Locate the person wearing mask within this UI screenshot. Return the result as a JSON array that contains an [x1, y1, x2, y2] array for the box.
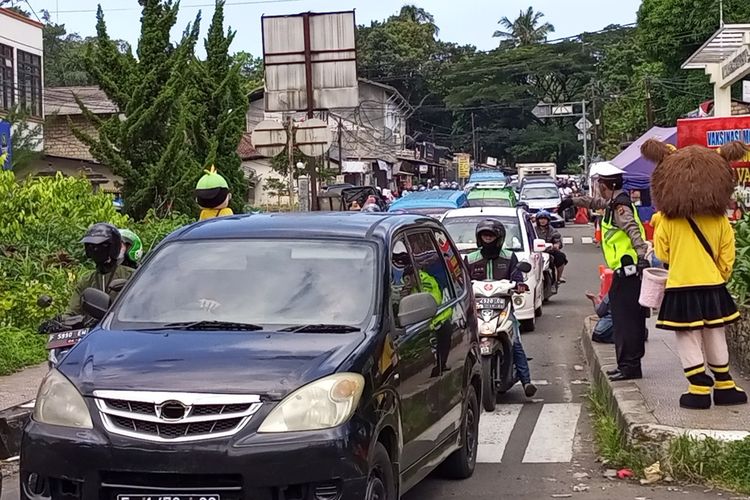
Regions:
[[585, 292, 614, 344], [560, 163, 648, 381], [465, 220, 537, 398], [119, 228, 144, 270], [535, 210, 567, 284], [67, 223, 134, 317], [642, 140, 748, 410]]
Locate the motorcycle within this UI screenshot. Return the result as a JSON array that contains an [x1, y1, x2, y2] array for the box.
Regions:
[[539, 241, 559, 302], [474, 261, 532, 412], [37, 279, 127, 368]]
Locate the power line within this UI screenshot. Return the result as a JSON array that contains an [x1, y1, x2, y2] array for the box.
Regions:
[[40, 0, 304, 15]]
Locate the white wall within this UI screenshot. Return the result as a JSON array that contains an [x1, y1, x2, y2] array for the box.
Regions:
[[242, 158, 293, 207]]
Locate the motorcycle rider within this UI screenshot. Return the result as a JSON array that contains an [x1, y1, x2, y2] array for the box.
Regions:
[[535, 210, 567, 284], [67, 223, 134, 316], [119, 228, 143, 270], [465, 219, 537, 398]]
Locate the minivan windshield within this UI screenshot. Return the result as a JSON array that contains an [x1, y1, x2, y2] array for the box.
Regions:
[[111, 240, 377, 331], [521, 186, 559, 200], [442, 216, 524, 252]]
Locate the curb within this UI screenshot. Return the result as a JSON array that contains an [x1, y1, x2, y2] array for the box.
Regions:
[[580, 317, 749, 455]]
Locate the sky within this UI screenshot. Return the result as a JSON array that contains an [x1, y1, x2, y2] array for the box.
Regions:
[[26, 0, 643, 56]]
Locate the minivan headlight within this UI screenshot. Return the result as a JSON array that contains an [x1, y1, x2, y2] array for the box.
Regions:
[[33, 370, 93, 429], [258, 373, 365, 433]]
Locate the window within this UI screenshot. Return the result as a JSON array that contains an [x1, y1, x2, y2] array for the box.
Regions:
[[391, 237, 418, 319], [521, 186, 560, 201], [433, 229, 466, 296], [442, 216, 525, 252], [17, 50, 41, 117], [524, 214, 537, 249], [0, 44, 13, 111], [406, 232, 455, 304]]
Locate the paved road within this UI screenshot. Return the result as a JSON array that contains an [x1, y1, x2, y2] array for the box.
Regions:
[[403, 225, 731, 500], [1, 226, 738, 499]]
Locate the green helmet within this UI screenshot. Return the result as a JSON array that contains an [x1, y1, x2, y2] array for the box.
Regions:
[[119, 228, 143, 263], [195, 165, 230, 208]]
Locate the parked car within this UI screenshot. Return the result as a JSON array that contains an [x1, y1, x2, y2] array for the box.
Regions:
[[466, 183, 518, 208], [518, 181, 565, 228], [389, 190, 468, 218], [468, 171, 505, 184], [318, 185, 386, 211], [22, 213, 481, 500], [441, 207, 546, 332]]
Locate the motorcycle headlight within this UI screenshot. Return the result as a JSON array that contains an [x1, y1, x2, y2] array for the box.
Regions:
[[480, 323, 495, 336], [33, 370, 93, 429], [513, 295, 525, 307], [258, 373, 365, 433]]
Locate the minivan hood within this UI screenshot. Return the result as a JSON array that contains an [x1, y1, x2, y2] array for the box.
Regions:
[[525, 199, 559, 210], [59, 329, 366, 400]]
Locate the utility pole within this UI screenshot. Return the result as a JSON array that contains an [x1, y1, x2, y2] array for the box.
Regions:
[[644, 78, 655, 128], [582, 100, 589, 175], [471, 112, 478, 165], [287, 116, 295, 210], [337, 116, 344, 179]]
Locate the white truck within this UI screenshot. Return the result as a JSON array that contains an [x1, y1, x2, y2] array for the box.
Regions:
[[517, 163, 557, 183]]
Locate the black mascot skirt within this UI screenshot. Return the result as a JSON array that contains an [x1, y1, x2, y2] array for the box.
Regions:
[[657, 285, 740, 331]]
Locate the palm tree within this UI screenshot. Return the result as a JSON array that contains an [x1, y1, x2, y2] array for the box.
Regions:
[[398, 5, 439, 36], [493, 7, 555, 46]]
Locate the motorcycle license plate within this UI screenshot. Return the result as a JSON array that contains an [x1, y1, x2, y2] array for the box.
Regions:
[[117, 495, 221, 500], [46, 329, 88, 350], [480, 344, 492, 355], [476, 297, 505, 309]]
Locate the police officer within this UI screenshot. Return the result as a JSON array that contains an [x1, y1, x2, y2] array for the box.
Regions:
[[560, 163, 648, 381], [67, 223, 134, 316]]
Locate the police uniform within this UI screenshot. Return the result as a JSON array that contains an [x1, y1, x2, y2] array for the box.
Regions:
[[570, 165, 648, 379]]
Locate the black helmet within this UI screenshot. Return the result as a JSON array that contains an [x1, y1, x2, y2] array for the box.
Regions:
[[476, 219, 506, 248], [81, 223, 122, 270]]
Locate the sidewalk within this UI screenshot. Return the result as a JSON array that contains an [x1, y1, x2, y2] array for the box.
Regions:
[[582, 316, 750, 450], [0, 363, 46, 411]]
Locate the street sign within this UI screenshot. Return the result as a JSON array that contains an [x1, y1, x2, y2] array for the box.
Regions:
[[486, 156, 498, 166], [251, 120, 287, 157], [575, 117, 593, 132], [457, 153, 471, 178], [262, 11, 358, 113], [296, 118, 332, 157], [577, 133, 592, 141]]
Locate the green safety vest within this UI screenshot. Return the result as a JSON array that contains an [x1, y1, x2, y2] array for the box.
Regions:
[[419, 270, 452, 328], [601, 202, 645, 270]]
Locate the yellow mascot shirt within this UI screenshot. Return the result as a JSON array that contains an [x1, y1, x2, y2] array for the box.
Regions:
[[199, 207, 234, 220]]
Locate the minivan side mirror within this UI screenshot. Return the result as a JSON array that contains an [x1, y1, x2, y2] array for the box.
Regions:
[[82, 288, 111, 321], [108, 279, 128, 293], [398, 292, 439, 327], [516, 261, 532, 274], [533, 238, 547, 253]]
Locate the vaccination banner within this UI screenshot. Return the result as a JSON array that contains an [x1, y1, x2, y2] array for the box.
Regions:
[[0, 120, 11, 170]]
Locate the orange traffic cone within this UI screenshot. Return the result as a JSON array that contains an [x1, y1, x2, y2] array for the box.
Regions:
[[575, 207, 589, 225], [594, 218, 602, 243]]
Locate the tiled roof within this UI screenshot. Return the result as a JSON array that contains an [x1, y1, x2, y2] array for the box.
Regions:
[[237, 132, 263, 160]]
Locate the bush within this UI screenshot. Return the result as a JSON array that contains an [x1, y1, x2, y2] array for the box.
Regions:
[[0, 171, 192, 374], [730, 214, 750, 305]]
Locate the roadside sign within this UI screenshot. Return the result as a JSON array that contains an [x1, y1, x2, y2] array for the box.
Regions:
[[251, 120, 287, 157], [575, 117, 592, 132], [296, 118, 332, 157], [457, 153, 471, 178]]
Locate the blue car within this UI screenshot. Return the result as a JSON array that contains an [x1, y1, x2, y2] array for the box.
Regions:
[[468, 171, 505, 184], [389, 190, 469, 217]]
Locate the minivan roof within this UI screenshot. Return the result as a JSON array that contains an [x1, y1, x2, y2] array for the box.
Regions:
[[164, 212, 437, 243]]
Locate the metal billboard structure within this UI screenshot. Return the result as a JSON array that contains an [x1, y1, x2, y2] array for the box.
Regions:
[[261, 11, 358, 113]]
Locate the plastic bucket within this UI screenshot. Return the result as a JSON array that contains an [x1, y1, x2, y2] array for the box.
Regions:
[[639, 267, 669, 309], [599, 265, 614, 300]]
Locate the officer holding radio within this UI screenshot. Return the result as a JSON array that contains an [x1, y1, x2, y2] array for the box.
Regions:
[[560, 163, 649, 381]]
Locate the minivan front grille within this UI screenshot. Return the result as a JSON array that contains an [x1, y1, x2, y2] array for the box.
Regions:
[[93, 390, 262, 443]]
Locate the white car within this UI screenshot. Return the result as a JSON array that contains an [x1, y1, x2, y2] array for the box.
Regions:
[[440, 207, 546, 332]]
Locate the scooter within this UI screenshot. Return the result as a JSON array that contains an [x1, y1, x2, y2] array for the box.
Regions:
[[540, 242, 559, 302], [474, 261, 532, 412]]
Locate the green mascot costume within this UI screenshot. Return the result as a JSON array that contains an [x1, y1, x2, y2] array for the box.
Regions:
[[195, 166, 234, 220]]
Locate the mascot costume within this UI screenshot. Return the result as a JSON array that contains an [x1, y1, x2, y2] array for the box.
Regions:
[[642, 139, 749, 410], [195, 166, 234, 220]]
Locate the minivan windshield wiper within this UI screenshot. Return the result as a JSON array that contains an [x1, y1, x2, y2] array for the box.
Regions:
[[134, 320, 265, 332], [277, 324, 361, 333]]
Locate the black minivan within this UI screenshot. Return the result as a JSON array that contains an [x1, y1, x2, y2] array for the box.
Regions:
[[22, 213, 481, 500]]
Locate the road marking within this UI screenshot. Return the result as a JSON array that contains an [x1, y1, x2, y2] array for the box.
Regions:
[[562, 237, 573, 245], [477, 404, 523, 463], [531, 379, 549, 386], [581, 236, 593, 244], [522, 403, 582, 463]]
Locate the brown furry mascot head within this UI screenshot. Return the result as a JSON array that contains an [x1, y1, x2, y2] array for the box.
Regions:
[[641, 140, 749, 219]]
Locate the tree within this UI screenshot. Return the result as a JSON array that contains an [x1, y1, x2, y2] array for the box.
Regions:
[[234, 51, 263, 91], [263, 177, 288, 207], [493, 7, 555, 46], [398, 5, 439, 35], [2, 106, 43, 171]]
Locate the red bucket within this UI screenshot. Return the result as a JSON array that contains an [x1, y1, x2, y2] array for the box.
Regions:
[[599, 265, 613, 300]]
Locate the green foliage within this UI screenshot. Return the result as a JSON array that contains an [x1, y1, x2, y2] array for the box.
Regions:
[[1, 106, 43, 170], [76, 0, 248, 219], [0, 171, 190, 374], [493, 7, 555, 46], [263, 177, 289, 207], [729, 215, 750, 305]]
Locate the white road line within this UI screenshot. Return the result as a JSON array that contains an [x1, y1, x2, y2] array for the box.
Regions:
[[477, 404, 523, 463], [522, 403, 582, 463], [581, 236, 593, 244], [562, 237, 573, 245], [531, 379, 549, 386]]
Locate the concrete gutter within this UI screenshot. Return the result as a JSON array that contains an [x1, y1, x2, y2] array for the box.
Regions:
[[581, 316, 750, 454]]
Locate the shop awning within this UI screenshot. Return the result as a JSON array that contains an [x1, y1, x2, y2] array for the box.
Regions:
[[682, 24, 750, 69], [611, 126, 677, 190]]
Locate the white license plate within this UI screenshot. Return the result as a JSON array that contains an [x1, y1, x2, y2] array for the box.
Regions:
[[117, 495, 221, 500], [480, 344, 491, 355]]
